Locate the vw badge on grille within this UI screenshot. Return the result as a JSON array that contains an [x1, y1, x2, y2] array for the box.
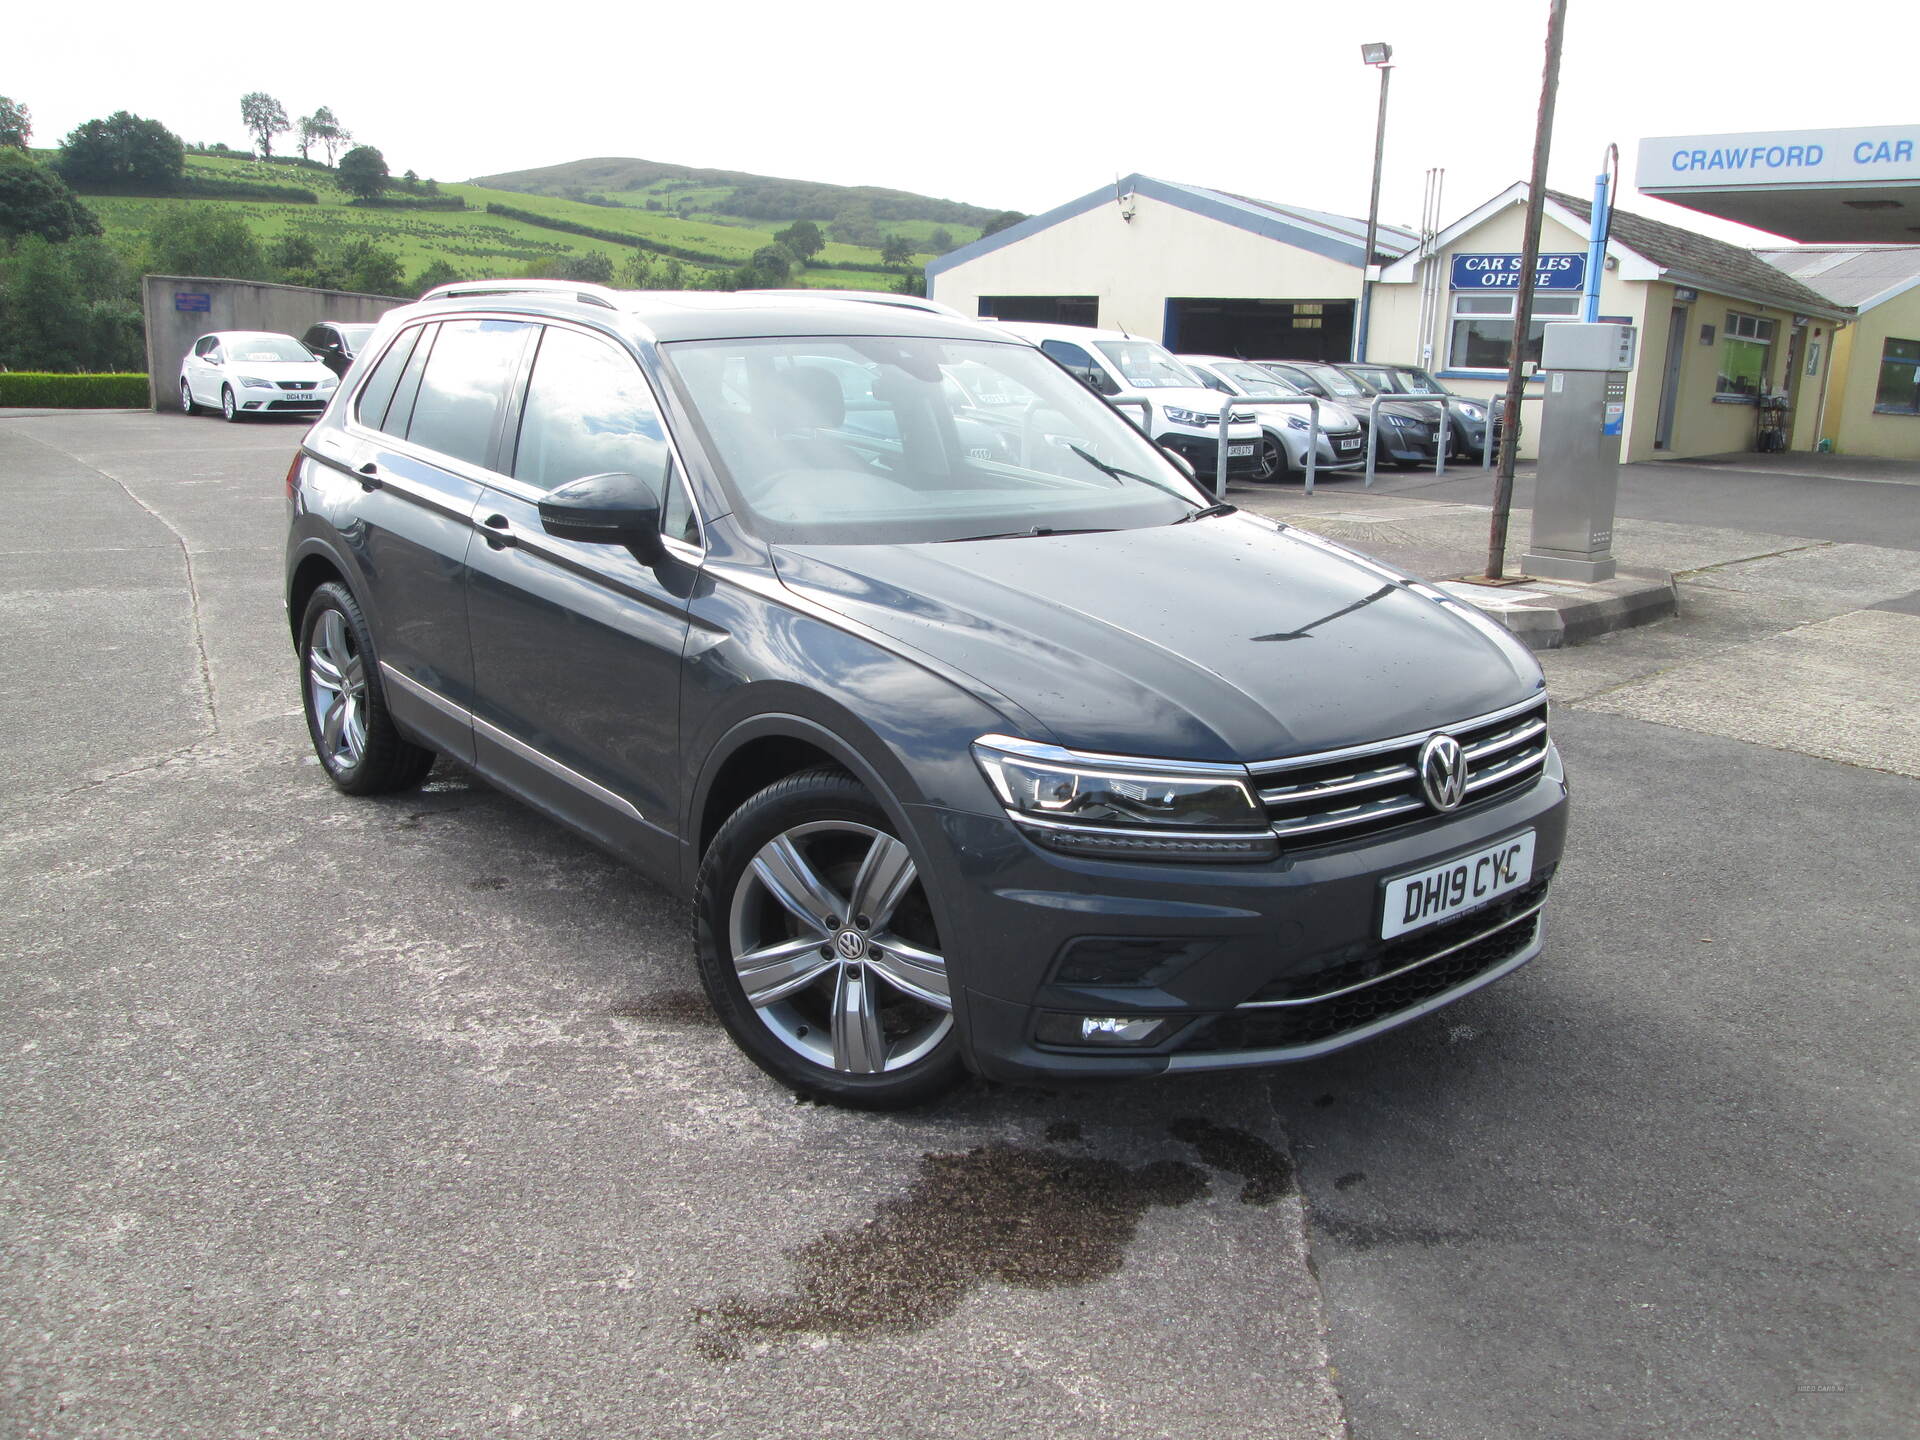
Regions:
[[1419, 733, 1467, 812]]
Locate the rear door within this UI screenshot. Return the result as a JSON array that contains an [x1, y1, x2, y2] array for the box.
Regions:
[[324, 316, 536, 759], [464, 321, 698, 874]]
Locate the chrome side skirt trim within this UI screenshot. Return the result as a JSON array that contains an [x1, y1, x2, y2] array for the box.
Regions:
[[471, 712, 645, 824], [380, 661, 470, 723], [1236, 900, 1546, 1009], [377, 662, 645, 824]]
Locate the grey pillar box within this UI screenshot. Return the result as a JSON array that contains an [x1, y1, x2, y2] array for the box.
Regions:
[[1523, 323, 1636, 583]]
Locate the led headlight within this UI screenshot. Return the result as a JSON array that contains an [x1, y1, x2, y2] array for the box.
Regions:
[[237, 374, 274, 389], [973, 735, 1277, 863], [1162, 407, 1219, 428], [1285, 414, 1308, 430]]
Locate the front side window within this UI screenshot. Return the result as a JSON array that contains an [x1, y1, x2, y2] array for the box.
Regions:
[[194, 337, 218, 358], [663, 335, 1204, 546], [1093, 341, 1200, 389], [1874, 338, 1920, 415], [405, 319, 532, 468], [1448, 293, 1581, 371], [1716, 312, 1775, 400], [1038, 338, 1114, 394]]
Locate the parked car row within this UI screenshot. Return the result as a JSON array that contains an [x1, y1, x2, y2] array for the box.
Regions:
[[177, 322, 377, 422]]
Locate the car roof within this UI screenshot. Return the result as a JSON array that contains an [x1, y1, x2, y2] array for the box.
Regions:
[[208, 330, 301, 342], [404, 282, 1012, 346]]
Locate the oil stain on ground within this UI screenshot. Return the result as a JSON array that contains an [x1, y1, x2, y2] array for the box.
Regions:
[[693, 1144, 1207, 1360], [1168, 1116, 1295, 1205], [610, 989, 718, 1026]]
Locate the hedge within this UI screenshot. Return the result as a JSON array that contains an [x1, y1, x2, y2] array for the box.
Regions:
[[483, 202, 732, 265], [0, 373, 151, 407], [70, 176, 319, 203], [349, 195, 467, 211]]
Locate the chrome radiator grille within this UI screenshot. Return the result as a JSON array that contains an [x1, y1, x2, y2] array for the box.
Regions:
[[1251, 696, 1550, 846]]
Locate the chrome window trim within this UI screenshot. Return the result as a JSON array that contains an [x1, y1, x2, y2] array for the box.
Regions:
[[1248, 693, 1547, 776], [1236, 899, 1547, 1009], [339, 310, 709, 558]]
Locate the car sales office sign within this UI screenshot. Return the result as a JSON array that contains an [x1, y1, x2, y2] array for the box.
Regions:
[[1451, 253, 1587, 291]]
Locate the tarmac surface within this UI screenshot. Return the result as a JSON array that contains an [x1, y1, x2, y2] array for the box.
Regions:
[[4, 410, 1915, 1439]]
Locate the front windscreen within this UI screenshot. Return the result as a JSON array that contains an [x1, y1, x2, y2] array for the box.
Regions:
[[339, 325, 375, 350], [1386, 367, 1447, 395], [1301, 364, 1369, 397], [229, 335, 315, 363], [663, 336, 1208, 545], [1219, 362, 1296, 395], [1093, 340, 1202, 389]]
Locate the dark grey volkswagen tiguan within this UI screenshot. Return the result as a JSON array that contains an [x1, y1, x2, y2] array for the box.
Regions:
[[284, 281, 1568, 1107]]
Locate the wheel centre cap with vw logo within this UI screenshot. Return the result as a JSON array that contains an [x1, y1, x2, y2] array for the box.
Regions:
[[834, 929, 868, 960], [1419, 733, 1467, 811]]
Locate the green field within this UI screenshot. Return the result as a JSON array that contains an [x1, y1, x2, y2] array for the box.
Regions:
[[76, 152, 974, 292]]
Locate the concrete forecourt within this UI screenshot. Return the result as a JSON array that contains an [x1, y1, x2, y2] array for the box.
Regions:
[[3, 409, 1914, 1438]]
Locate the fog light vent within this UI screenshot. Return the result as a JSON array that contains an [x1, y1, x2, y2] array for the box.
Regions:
[[1053, 936, 1212, 987]]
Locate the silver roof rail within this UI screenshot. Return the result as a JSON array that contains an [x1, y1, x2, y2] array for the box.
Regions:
[[734, 288, 965, 318], [419, 278, 621, 310]]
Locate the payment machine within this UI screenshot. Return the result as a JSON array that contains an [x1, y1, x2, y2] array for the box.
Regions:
[[1523, 322, 1637, 582]]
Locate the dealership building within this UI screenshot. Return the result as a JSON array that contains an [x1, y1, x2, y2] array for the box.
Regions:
[[928, 125, 1920, 461]]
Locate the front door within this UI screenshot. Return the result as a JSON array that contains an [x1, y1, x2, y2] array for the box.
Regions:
[[1655, 305, 1687, 451], [465, 322, 697, 878]]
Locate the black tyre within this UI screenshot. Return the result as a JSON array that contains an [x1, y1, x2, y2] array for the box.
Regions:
[[220, 386, 242, 423], [1250, 436, 1292, 484], [695, 767, 963, 1109], [298, 581, 434, 796]]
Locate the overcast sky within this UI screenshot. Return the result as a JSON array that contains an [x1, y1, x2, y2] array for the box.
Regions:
[[13, 0, 1907, 246]]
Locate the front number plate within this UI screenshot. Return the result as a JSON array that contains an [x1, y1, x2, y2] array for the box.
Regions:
[[1381, 831, 1535, 939], [1227, 443, 1256, 457]]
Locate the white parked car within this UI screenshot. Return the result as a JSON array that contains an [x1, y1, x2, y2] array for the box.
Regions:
[[179, 331, 339, 422], [1179, 355, 1369, 481], [994, 322, 1264, 484]]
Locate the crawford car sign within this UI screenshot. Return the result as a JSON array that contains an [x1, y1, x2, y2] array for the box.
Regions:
[[1451, 253, 1586, 291], [1640, 126, 1920, 189]]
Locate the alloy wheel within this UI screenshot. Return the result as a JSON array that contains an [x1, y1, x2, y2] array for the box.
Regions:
[[727, 820, 951, 1075], [179, 379, 194, 414], [221, 388, 236, 421], [306, 609, 368, 771]]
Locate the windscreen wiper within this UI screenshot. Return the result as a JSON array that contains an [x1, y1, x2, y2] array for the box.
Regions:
[[1172, 502, 1237, 524], [940, 526, 1115, 542], [1064, 443, 1186, 498]]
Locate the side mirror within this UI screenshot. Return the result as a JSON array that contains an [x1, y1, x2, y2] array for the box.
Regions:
[[538, 469, 666, 563]]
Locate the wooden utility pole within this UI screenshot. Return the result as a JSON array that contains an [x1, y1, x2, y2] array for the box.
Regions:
[[1486, 0, 1569, 580]]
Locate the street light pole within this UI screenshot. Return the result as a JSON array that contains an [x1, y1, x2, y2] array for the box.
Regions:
[[1354, 43, 1393, 363]]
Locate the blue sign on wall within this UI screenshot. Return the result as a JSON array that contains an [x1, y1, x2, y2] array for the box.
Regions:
[[174, 292, 212, 312], [1450, 253, 1586, 291]]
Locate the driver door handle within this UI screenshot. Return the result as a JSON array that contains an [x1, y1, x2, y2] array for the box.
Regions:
[[356, 462, 381, 491], [481, 513, 516, 549]]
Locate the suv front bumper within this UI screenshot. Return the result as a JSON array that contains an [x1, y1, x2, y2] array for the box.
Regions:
[[911, 745, 1569, 1083]]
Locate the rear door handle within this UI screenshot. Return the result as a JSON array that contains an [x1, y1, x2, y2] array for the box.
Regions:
[[481, 513, 516, 549], [356, 462, 381, 491]]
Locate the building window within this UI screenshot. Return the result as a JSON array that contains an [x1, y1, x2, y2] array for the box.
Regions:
[[1446, 292, 1580, 371], [978, 296, 1099, 327], [1873, 338, 1920, 415], [1716, 311, 1775, 400]]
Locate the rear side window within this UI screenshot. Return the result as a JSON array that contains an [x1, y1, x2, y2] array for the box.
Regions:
[[354, 325, 424, 432], [405, 319, 533, 469]]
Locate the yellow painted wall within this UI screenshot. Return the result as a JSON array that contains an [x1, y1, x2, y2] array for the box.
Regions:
[[930, 192, 1362, 340], [1820, 285, 1920, 458]]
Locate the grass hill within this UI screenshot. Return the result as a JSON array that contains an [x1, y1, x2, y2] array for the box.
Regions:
[[473, 156, 1003, 241], [72, 151, 999, 293]]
